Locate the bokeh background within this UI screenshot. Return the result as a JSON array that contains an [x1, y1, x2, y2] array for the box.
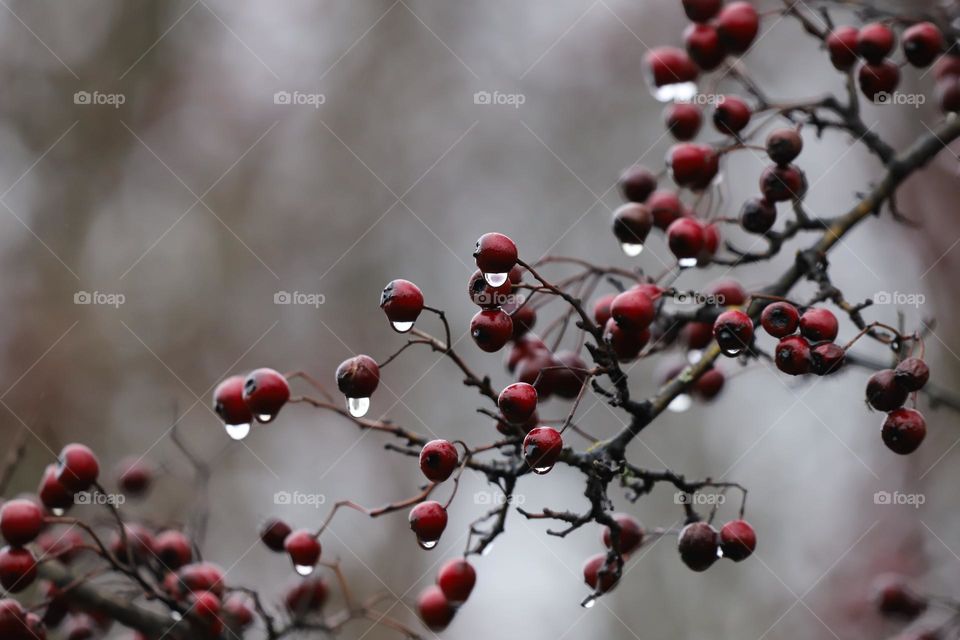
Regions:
[[0, 0, 958, 638]]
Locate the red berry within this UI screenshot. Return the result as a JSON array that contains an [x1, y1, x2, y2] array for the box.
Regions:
[[553, 350, 589, 399], [694, 367, 725, 399], [766, 128, 803, 165], [895, 357, 929, 392], [154, 530, 193, 570], [24, 612, 44, 640], [682, 321, 713, 350], [335, 355, 380, 399], [409, 501, 448, 547], [515, 350, 560, 398], [811, 343, 846, 376], [775, 335, 812, 375], [611, 203, 653, 250], [417, 585, 454, 631], [760, 301, 799, 337], [827, 26, 860, 70], [664, 103, 702, 141], [873, 574, 928, 618], [111, 524, 155, 564], [618, 165, 657, 203], [0, 546, 37, 592], [667, 217, 705, 262], [242, 368, 290, 422], [857, 23, 895, 64], [190, 590, 223, 635], [419, 440, 459, 482], [684, 23, 726, 71], [882, 409, 926, 455], [604, 318, 649, 362], [740, 197, 777, 234], [668, 143, 718, 189], [506, 333, 548, 373], [760, 164, 806, 202], [716, 2, 759, 54], [522, 426, 563, 474], [902, 22, 944, 67], [866, 369, 909, 411], [380, 279, 424, 330], [937, 76, 960, 113], [260, 518, 292, 553], [713, 310, 753, 356], [0, 599, 28, 638], [223, 595, 255, 629], [38, 464, 73, 513], [498, 383, 538, 425], [713, 96, 751, 135], [117, 458, 153, 497], [858, 61, 900, 101], [719, 519, 756, 561], [682, 0, 722, 22], [284, 578, 328, 616], [593, 293, 616, 327], [177, 562, 226, 597], [706, 279, 747, 306], [0, 499, 43, 547], [677, 522, 719, 572], [437, 558, 476, 603], [611, 289, 655, 330], [470, 308, 513, 352], [799, 307, 839, 342], [697, 222, 720, 265], [284, 530, 321, 569], [644, 46, 699, 88], [213, 375, 254, 426], [601, 513, 644, 554], [468, 269, 511, 308], [582, 553, 619, 593], [934, 53, 960, 81], [648, 190, 684, 230], [56, 443, 99, 493], [473, 232, 518, 276]]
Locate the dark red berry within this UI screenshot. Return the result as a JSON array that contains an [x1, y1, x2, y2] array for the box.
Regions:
[[683, 321, 713, 350], [934, 53, 960, 81], [335, 355, 380, 399], [498, 382, 538, 425], [213, 375, 254, 426], [224, 595, 255, 629], [260, 518, 292, 553], [858, 61, 900, 101], [515, 350, 560, 398], [857, 23, 895, 64], [604, 318, 649, 362], [937, 76, 960, 113], [611, 289, 655, 330], [775, 335, 812, 375], [284, 530, 321, 568], [601, 513, 644, 554], [468, 269, 512, 308], [882, 409, 926, 455], [57, 444, 99, 493], [697, 222, 721, 265], [760, 301, 799, 337], [894, 357, 929, 392], [811, 343, 846, 376], [191, 591, 223, 635], [766, 128, 803, 165], [713, 310, 753, 356], [667, 217, 705, 262], [645, 47, 699, 88], [664, 103, 702, 141], [760, 164, 806, 202], [419, 440, 459, 482], [437, 558, 476, 604], [593, 293, 616, 326], [611, 203, 653, 249], [685, 23, 726, 71], [583, 553, 619, 593], [117, 458, 153, 497], [618, 165, 657, 203], [716, 2, 759, 54], [706, 279, 747, 306], [154, 530, 193, 570], [470, 308, 513, 352], [553, 350, 589, 399], [873, 574, 928, 618], [827, 26, 860, 70], [0, 500, 43, 547], [719, 520, 756, 561], [417, 585, 454, 631], [799, 307, 839, 342], [713, 96, 751, 135], [243, 368, 290, 422], [0, 599, 28, 638], [648, 190, 684, 230], [111, 524, 155, 564], [380, 279, 424, 329], [866, 369, 909, 411], [678, 522, 719, 572], [902, 22, 944, 67], [177, 562, 226, 597], [682, 0, 722, 22], [284, 578, 328, 616], [409, 501, 448, 546], [694, 367, 725, 399], [473, 233, 518, 275], [0, 546, 37, 592], [740, 197, 777, 233], [668, 143, 718, 188], [522, 426, 563, 474]]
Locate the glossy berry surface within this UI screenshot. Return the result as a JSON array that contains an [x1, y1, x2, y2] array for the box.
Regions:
[[681, 0, 722, 22], [601, 513, 644, 555], [667, 217, 705, 260], [811, 343, 845, 376], [827, 26, 860, 70], [417, 585, 454, 631], [611, 289, 655, 330], [857, 23, 895, 64], [902, 22, 944, 67], [522, 426, 563, 473], [242, 368, 290, 421], [57, 443, 100, 493], [335, 355, 380, 398], [799, 307, 839, 342], [618, 165, 657, 202], [894, 357, 929, 392], [0, 547, 37, 593], [677, 522, 719, 572], [498, 382, 538, 425], [409, 501, 448, 545], [380, 279, 424, 325], [713, 96, 751, 135], [775, 335, 812, 375], [760, 301, 799, 338], [713, 310, 753, 356], [259, 518, 292, 553], [583, 553, 619, 593], [645, 47, 698, 87], [881, 409, 926, 455], [694, 367, 725, 399], [0, 500, 43, 547], [866, 369, 909, 411], [766, 128, 803, 165], [611, 203, 653, 247], [470, 308, 513, 352], [760, 164, 806, 202], [720, 520, 756, 561], [213, 375, 254, 426], [684, 23, 726, 71], [859, 61, 900, 101], [473, 232, 518, 275], [664, 103, 702, 141], [437, 558, 476, 603], [716, 2, 760, 54], [740, 197, 777, 234], [419, 440, 459, 482], [284, 530, 321, 567], [154, 530, 193, 570], [38, 464, 73, 513], [648, 190, 684, 230]]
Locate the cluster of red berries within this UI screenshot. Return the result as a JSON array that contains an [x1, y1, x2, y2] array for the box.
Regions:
[[257, 518, 334, 620], [866, 357, 930, 455], [582, 513, 645, 594], [416, 558, 477, 631], [677, 518, 756, 572], [213, 367, 291, 437], [407, 439, 460, 549]]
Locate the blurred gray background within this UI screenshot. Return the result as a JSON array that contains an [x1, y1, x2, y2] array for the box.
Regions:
[[0, 0, 958, 638]]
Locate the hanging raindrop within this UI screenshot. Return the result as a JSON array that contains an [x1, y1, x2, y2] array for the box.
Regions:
[[482, 272, 509, 287], [225, 423, 251, 441], [295, 564, 315, 576], [391, 321, 414, 333], [621, 243, 644, 257], [668, 394, 692, 413], [418, 539, 438, 550], [582, 596, 597, 609], [533, 465, 554, 475], [256, 413, 275, 424], [347, 397, 370, 418], [678, 257, 698, 268]]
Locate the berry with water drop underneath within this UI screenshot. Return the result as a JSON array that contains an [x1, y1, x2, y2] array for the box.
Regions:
[[419, 440, 459, 483], [523, 426, 563, 474], [243, 368, 290, 423], [409, 502, 448, 549]]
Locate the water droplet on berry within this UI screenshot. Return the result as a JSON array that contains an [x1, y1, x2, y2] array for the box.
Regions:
[[51, 508, 65, 517], [347, 396, 370, 418], [295, 564, 315, 576], [668, 393, 692, 413], [678, 257, 698, 268], [652, 82, 697, 103], [483, 272, 509, 287], [582, 596, 597, 609], [225, 423, 251, 441], [256, 413, 275, 424], [418, 538, 438, 550], [533, 465, 554, 475], [621, 243, 644, 257], [391, 320, 414, 333], [720, 347, 744, 357]]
